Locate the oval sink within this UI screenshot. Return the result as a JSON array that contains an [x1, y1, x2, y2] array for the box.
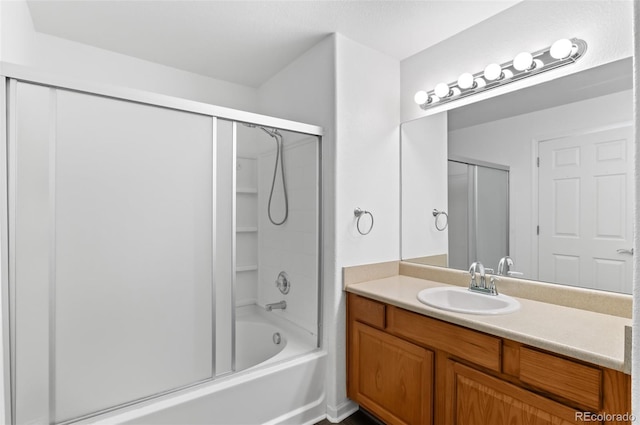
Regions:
[[417, 286, 520, 315]]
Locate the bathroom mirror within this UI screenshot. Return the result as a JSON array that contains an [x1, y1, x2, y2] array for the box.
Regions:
[[400, 57, 634, 294]]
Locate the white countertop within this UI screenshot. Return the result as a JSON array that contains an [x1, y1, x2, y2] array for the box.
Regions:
[[346, 275, 631, 373]]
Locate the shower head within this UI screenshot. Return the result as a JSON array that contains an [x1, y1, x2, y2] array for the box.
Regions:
[[259, 126, 280, 138], [242, 122, 280, 139]]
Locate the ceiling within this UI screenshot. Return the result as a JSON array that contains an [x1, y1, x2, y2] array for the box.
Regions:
[[26, 0, 520, 87]]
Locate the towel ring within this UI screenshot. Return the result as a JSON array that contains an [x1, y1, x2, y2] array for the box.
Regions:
[[432, 209, 448, 231], [354, 207, 374, 235]]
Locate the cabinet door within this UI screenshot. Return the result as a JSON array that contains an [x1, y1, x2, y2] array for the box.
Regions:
[[445, 361, 593, 425], [350, 321, 433, 425]]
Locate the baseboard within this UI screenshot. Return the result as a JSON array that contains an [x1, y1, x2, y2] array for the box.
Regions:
[[325, 399, 358, 423]]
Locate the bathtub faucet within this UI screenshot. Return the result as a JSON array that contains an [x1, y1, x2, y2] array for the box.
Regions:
[[265, 300, 287, 311]]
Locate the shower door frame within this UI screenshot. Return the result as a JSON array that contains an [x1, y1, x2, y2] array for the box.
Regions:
[[448, 155, 510, 268], [0, 63, 324, 425]]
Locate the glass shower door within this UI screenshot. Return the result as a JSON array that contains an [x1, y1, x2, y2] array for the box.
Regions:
[[11, 82, 215, 424]]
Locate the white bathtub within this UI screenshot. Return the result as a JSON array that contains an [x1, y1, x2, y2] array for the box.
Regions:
[[235, 317, 287, 372], [90, 306, 325, 425]]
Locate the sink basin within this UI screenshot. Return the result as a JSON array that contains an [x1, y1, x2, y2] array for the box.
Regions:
[[417, 286, 520, 315]]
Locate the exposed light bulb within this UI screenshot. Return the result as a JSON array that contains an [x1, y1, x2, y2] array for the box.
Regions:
[[414, 90, 430, 105], [457, 73, 475, 90], [434, 83, 451, 98], [513, 52, 534, 71], [484, 63, 502, 81], [414, 38, 587, 111], [550, 38, 574, 59]]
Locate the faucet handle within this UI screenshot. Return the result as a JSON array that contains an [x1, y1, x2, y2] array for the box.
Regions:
[[485, 268, 495, 275], [507, 271, 523, 277]]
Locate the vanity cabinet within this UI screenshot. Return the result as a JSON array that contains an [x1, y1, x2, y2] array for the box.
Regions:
[[350, 321, 433, 425], [445, 360, 584, 424], [347, 293, 631, 425]]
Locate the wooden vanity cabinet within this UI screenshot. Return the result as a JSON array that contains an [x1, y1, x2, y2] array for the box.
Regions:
[[445, 360, 585, 424], [350, 321, 433, 425], [346, 293, 631, 425], [347, 294, 433, 424]]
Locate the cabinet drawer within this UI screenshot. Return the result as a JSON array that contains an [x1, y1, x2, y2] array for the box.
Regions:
[[386, 306, 501, 372], [349, 293, 386, 329], [518, 347, 602, 410]]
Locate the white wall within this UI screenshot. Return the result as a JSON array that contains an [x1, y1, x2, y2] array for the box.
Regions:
[[258, 33, 400, 421], [401, 1, 634, 122], [448, 89, 633, 279], [333, 34, 400, 419], [334, 34, 400, 268], [0, 0, 258, 111], [401, 113, 448, 260]]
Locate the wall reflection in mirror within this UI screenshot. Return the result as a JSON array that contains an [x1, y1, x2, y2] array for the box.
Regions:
[[401, 58, 634, 294]]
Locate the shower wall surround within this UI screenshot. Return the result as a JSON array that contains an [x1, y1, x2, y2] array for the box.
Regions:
[[258, 139, 320, 335]]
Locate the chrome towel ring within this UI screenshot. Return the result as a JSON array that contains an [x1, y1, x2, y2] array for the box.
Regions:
[[354, 207, 374, 235], [432, 209, 448, 231]]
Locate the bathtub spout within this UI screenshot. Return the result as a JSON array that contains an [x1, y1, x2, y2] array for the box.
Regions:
[[265, 300, 287, 311]]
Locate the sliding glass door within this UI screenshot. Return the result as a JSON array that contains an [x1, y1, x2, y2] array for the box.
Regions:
[[11, 82, 215, 423]]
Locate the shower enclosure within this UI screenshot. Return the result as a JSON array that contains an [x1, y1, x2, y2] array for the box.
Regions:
[[448, 159, 509, 271], [4, 78, 322, 424]]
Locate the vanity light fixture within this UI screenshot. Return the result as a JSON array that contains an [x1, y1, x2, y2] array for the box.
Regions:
[[434, 82, 452, 98], [483, 63, 504, 81], [414, 37, 587, 110], [457, 72, 475, 90]]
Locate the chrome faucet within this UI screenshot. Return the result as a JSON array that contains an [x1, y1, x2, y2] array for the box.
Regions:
[[469, 261, 486, 289], [497, 256, 523, 277], [497, 256, 513, 276], [469, 261, 498, 296], [265, 300, 287, 311]]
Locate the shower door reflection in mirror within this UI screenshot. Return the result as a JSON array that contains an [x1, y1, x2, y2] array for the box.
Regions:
[[448, 160, 509, 272]]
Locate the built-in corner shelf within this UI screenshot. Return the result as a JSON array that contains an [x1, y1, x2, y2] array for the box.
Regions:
[[236, 265, 258, 272], [236, 227, 258, 233], [236, 187, 258, 194]]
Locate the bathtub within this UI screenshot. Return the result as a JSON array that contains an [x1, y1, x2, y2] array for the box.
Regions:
[[89, 306, 326, 425]]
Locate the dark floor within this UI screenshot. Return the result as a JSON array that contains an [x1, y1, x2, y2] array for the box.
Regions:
[[315, 409, 384, 425]]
